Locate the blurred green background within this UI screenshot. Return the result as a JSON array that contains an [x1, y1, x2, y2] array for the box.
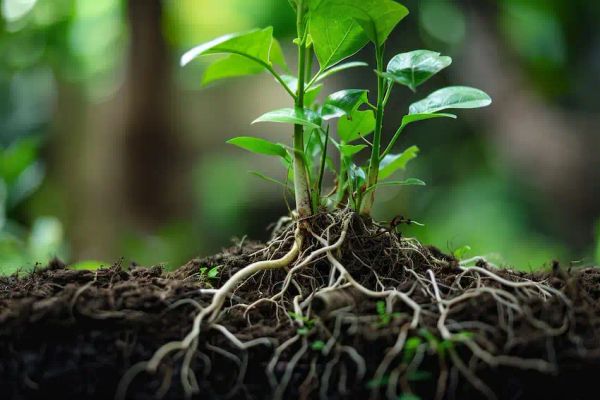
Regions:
[[1, 0, 599, 274]]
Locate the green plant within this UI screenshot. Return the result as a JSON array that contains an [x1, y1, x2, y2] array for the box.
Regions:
[[181, 0, 491, 219], [453, 245, 472, 260], [376, 300, 402, 327], [199, 265, 220, 280], [289, 311, 317, 335]]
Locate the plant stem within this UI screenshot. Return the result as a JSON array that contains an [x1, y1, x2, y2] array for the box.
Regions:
[[335, 147, 347, 206], [293, 0, 313, 219], [361, 45, 386, 215], [313, 126, 329, 210]]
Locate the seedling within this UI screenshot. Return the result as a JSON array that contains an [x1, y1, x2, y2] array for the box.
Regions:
[[199, 265, 220, 281], [289, 311, 317, 335], [453, 245, 472, 260], [376, 300, 402, 327], [311, 339, 325, 351], [181, 0, 491, 219]]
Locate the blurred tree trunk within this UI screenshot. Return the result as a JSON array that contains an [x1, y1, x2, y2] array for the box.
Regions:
[[54, 0, 186, 261], [125, 0, 182, 229]]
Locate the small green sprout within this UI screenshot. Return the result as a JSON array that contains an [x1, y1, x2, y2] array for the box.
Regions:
[[311, 340, 325, 351], [182, 0, 491, 219], [199, 265, 220, 280], [289, 311, 317, 335], [453, 245, 472, 260], [418, 328, 474, 360], [398, 394, 422, 400], [376, 300, 402, 327]]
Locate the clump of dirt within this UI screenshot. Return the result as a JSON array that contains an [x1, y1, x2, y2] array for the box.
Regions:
[[1, 211, 600, 400]]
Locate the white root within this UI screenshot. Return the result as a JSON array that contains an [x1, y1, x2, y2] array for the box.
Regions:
[[118, 210, 578, 400]]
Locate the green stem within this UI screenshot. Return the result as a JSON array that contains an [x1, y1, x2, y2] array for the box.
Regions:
[[335, 142, 347, 206], [305, 43, 314, 85], [316, 126, 329, 205], [293, 0, 312, 218], [361, 45, 386, 215], [380, 124, 404, 159]]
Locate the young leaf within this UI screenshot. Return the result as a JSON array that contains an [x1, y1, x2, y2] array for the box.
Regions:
[[321, 89, 369, 120], [350, 0, 409, 46], [269, 39, 288, 70], [378, 145, 419, 180], [253, 108, 321, 129], [401, 113, 457, 126], [181, 28, 275, 67], [409, 86, 492, 115], [364, 178, 426, 194], [227, 137, 289, 160], [249, 171, 291, 190], [202, 55, 264, 85], [309, 1, 369, 68], [310, 1, 408, 68], [382, 113, 456, 159], [453, 245, 472, 260], [207, 266, 220, 279], [338, 109, 376, 142], [379, 50, 452, 91], [339, 144, 367, 157], [316, 61, 369, 82]]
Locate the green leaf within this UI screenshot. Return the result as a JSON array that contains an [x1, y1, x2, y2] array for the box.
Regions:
[[309, 1, 369, 68], [181, 28, 286, 84], [376, 300, 386, 316], [409, 86, 492, 115], [321, 89, 369, 120], [453, 245, 472, 260], [405, 337, 422, 352], [398, 394, 421, 400], [311, 340, 325, 351], [316, 61, 369, 82], [249, 171, 291, 190], [379, 145, 419, 180], [207, 266, 220, 279], [401, 113, 456, 127], [253, 108, 321, 129], [339, 144, 367, 157], [365, 178, 425, 195], [181, 28, 274, 66], [269, 39, 288, 70], [0, 138, 40, 183], [202, 55, 264, 85], [338, 109, 376, 142], [379, 50, 452, 91], [350, 0, 409, 46], [310, 1, 408, 69], [227, 137, 289, 160]]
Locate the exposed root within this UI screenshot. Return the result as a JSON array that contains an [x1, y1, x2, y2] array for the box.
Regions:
[[116, 209, 593, 399]]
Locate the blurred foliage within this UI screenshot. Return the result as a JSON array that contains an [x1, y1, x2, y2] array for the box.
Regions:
[[0, 138, 66, 274], [0, 0, 598, 273]]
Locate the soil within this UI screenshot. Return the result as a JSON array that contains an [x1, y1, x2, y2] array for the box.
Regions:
[[1, 212, 600, 400]]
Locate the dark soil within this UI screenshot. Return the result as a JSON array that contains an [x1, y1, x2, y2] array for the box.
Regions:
[[1, 213, 600, 400]]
